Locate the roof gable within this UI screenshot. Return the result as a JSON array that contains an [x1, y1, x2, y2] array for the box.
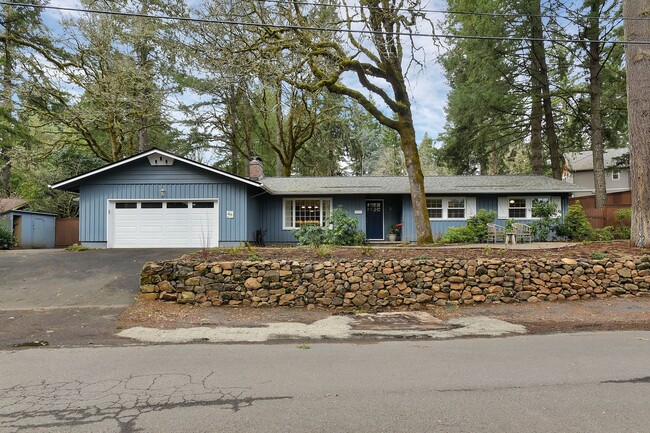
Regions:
[[50, 148, 262, 191]]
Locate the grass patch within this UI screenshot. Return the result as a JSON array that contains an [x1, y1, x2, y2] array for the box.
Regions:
[[591, 252, 609, 260], [64, 243, 93, 252], [297, 344, 311, 349]]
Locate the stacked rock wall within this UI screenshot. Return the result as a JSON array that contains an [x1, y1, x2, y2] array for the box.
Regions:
[[140, 256, 650, 309]]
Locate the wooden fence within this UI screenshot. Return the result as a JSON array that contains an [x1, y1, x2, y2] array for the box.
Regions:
[[569, 191, 631, 229], [55, 217, 79, 247]]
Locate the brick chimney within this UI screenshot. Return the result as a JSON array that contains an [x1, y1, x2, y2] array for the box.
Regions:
[[249, 157, 264, 181]]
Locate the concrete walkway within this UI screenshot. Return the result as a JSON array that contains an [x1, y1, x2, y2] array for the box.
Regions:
[[434, 241, 577, 250]]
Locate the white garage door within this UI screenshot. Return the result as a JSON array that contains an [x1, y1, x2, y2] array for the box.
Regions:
[[108, 200, 219, 248]]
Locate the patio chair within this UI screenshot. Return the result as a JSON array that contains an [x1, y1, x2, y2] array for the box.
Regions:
[[513, 223, 532, 243], [486, 223, 505, 243]]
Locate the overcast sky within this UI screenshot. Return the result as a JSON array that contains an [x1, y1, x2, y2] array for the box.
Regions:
[[43, 0, 451, 144]]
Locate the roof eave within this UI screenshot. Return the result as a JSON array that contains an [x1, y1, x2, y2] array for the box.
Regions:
[[50, 148, 263, 190]]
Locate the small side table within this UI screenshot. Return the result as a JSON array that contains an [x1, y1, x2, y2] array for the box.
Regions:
[[505, 232, 517, 245]]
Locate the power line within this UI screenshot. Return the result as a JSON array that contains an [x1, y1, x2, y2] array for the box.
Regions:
[[1, 1, 646, 45], [263, 0, 630, 23]]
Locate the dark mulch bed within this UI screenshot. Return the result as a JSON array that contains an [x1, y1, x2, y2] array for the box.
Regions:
[[181, 241, 649, 263]]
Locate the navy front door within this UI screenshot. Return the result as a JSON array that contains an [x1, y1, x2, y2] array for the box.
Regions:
[[365, 200, 384, 240]]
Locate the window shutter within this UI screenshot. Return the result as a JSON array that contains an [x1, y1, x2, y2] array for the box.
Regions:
[[465, 197, 476, 218], [497, 197, 509, 219], [551, 196, 562, 217], [283, 199, 293, 229]]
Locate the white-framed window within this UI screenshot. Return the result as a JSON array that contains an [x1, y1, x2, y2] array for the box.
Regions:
[[426, 198, 443, 219], [283, 198, 332, 230], [426, 197, 475, 220], [498, 196, 561, 220], [508, 198, 527, 218], [612, 169, 620, 180]]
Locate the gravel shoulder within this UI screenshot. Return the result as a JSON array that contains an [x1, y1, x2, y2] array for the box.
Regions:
[[117, 296, 650, 335]]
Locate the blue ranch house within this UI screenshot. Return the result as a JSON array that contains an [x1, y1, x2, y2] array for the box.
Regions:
[[51, 149, 588, 248]]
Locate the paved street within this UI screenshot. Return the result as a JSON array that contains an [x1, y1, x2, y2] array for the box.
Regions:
[[1, 332, 649, 433]]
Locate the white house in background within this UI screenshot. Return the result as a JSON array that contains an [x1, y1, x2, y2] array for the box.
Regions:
[[562, 148, 630, 197]]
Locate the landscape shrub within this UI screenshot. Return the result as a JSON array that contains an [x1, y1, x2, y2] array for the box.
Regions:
[[0, 225, 15, 249], [556, 202, 593, 241], [466, 209, 497, 241], [325, 207, 366, 245], [613, 208, 631, 239], [591, 226, 615, 241], [293, 224, 327, 246], [293, 206, 366, 246], [439, 209, 496, 243], [529, 201, 560, 241], [438, 226, 477, 243]]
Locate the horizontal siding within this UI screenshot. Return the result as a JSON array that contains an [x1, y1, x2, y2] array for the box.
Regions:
[[80, 183, 250, 244]]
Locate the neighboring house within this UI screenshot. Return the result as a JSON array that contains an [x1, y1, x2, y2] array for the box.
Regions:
[[1, 199, 56, 249], [51, 148, 588, 248], [563, 148, 630, 197]]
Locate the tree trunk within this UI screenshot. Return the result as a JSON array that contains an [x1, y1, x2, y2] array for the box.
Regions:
[[530, 80, 544, 175], [135, 0, 151, 153], [1, 9, 13, 196], [228, 85, 240, 175], [623, 0, 650, 247], [398, 116, 433, 244], [530, 0, 562, 179], [588, 0, 607, 209]]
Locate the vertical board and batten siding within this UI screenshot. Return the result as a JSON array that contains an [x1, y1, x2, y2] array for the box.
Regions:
[[258, 194, 404, 243], [246, 187, 262, 243], [402, 195, 569, 241], [1, 211, 56, 248], [78, 158, 254, 246]]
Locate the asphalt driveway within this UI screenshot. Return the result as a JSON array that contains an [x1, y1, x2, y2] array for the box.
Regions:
[[0, 249, 193, 310]]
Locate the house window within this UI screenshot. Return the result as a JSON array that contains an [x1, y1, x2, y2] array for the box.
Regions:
[[508, 198, 527, 218], [426, 198, 443, 219], [448, 199, 465, 219], [426, 197, 467, 219], [612, 169, 620, 180], [283, 198, 332, 229]]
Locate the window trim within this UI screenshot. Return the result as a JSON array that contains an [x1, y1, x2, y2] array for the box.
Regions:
[[426, 197, 467, 220], [508, 197, 528, 219], [282, 197, 333, 230], [502, 196, 560, 220]]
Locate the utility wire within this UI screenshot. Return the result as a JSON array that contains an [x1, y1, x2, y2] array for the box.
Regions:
[[263, 0, 631, 23], [1, 1, 646, 45]]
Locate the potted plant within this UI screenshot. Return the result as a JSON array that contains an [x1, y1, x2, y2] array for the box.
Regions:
[[389, 223, 402, 242]]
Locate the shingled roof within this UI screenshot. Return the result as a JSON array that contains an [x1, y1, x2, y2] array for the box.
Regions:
[[261, 175, 589, 195], [565, 148, 629, 172], [0, 198, 28, 214]]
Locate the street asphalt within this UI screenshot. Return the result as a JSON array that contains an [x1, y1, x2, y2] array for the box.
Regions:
[[1, 332, 649, 432]]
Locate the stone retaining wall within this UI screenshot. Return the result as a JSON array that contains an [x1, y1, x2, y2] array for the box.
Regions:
[[140, 256, 650, 309]]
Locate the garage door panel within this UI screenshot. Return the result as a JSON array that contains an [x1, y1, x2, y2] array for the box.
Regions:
[[110, 200, 218, 248]]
